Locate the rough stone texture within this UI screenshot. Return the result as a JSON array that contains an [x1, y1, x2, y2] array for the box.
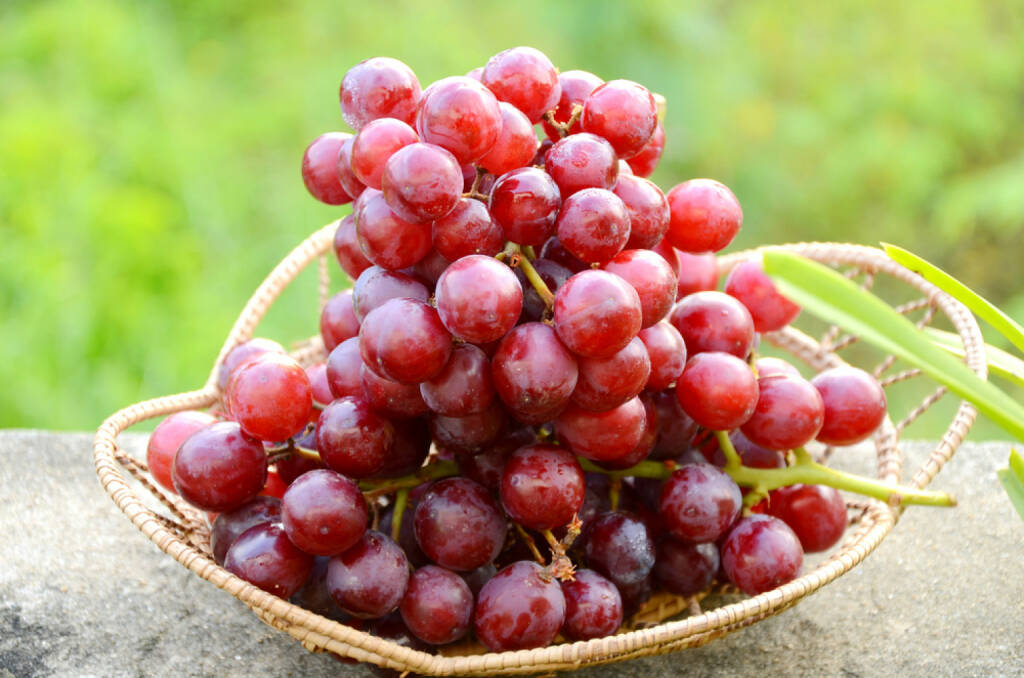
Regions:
[[1, 430, 1022, 678]]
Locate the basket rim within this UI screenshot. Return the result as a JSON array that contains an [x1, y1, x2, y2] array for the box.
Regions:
[[93, 227, 985, 676]]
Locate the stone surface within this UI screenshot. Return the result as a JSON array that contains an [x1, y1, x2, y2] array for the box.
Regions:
[[0, 430, 1022, 678]]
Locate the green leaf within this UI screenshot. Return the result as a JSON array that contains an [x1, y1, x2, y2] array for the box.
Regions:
[[762, 249, 1024, 442], [997, 449, 1024, 522], [883, 243, 1024, 355], [924, 327, 1024, 390]]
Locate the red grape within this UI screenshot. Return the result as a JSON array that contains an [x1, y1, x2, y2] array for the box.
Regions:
[[544, 132, 618, 198], [724, 258, 801, 332], [400, 565, 474, 645], [674, 250, 719, 298], [474, 561, 566, 651], [355, 191, 432, 270], [561, 569, 623, 641], [431, 198, 503, 261], [675, 352, 758, 430], [755, 356, 802, 379], [571, 337, 651, 412], [491, 322, 578, 421], [481, 46, 561, 123], [226, 353, 313, 443], [340, 57, 421, 130], [812, 366, 888, 446], [488, 167, 561, 246], [335, 136, 366, 200], [350, 117, 419, 190], [429, 401, 507, 455], [500, 443, 585, 531], [172, 421, 267, 512], [217, 338, 286, 392], [603, 248, 679, 327], [659, 463, 742, 543], [413, 477, 507, 571], [477, 102, 539, 176], [668, 290, 755, 359], [768, 484, 847, 553], [637, 321, 686, 391], [316, 396, 394, 478], [653, 538, 718, 597], [320, 289, 360, 352], [325, 337, 364, 400], [542, 69, 603, 140], [419, 343, 494, 416], [360, 364, 430, 419], [554, 270, 643, 359], [555, 397, 646, 463], [146, 410, 217, 493], [352, 265, 429, 322], [556, 188, 631, 263], [583, 511, 655, 587], [665, 179, 743, 253], [615, 175, 670, 249], [626, 120, 665, 177], [359, 297, 452, 384], [720, 514, 803, 595], [282, 468, 368, 556], [416, 76, 502, 164], [224, 522, 313, 599], [333, 215, 373, 280], [210, 495, 282, 566], [302, 132, 354, 205], [741, 374, 825, 451], [381, 142, 463, 223], [435, 255, 523, 344], [327, 530, 409, 618], [581, 80, 657, 158]]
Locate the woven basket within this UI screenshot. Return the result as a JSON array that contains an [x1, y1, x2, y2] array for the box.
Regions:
[[94, 222, 986, 676]]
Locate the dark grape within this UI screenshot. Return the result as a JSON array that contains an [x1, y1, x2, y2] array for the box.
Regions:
[[210, 496, 282, 565], [561, 569, 623, 641], [583, 511, 655, 587], [413, 477, 507, 571], [360, 364, 431, 419], [327, 530, 409, 618], [659, 464, 742, 543], [429, 401, 507, 454], [653, 538, 718, 597], [400, 565, 474, 645], [224, 522, 314, 599]]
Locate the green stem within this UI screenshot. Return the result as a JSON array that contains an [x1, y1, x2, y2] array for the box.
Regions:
[[713, 431, 955, 508], [391, 487, 410, 542], [358, 459, 459, 495], [515, 248, 555, 309]]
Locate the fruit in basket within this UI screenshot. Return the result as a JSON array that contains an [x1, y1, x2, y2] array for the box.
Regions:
[[143, 46, 966, 660]]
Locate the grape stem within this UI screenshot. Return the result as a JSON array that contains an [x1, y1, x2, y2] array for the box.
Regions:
[[358, 459, 460, 497], [390, 487, 410, 542], [714, 431, 956, 508], [504, 242, 555, 309], [462, 166, 490, 202], [578, 436, 955, 507], [514, 522, 546, 565]]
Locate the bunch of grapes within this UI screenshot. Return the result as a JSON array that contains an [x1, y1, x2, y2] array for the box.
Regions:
[[147, 47, 893, 655]]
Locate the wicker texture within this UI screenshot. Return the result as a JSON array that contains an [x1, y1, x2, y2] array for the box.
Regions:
[[94, 224, 986, 676]]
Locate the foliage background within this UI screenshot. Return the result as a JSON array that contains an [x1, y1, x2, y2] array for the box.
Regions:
[[2, 0, 1023, 436]]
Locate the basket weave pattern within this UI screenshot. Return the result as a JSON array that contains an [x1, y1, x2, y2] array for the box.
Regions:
[[93, 223, 986, 676]]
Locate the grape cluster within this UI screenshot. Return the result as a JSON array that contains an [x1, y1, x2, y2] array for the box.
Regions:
[[148, 47, 892, 656]]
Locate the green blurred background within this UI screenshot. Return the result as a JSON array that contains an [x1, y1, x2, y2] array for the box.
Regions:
[[3, 0, 1023, 436]]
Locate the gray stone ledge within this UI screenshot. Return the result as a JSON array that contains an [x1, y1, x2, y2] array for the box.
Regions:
[[1, 431, 1021, 677]]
